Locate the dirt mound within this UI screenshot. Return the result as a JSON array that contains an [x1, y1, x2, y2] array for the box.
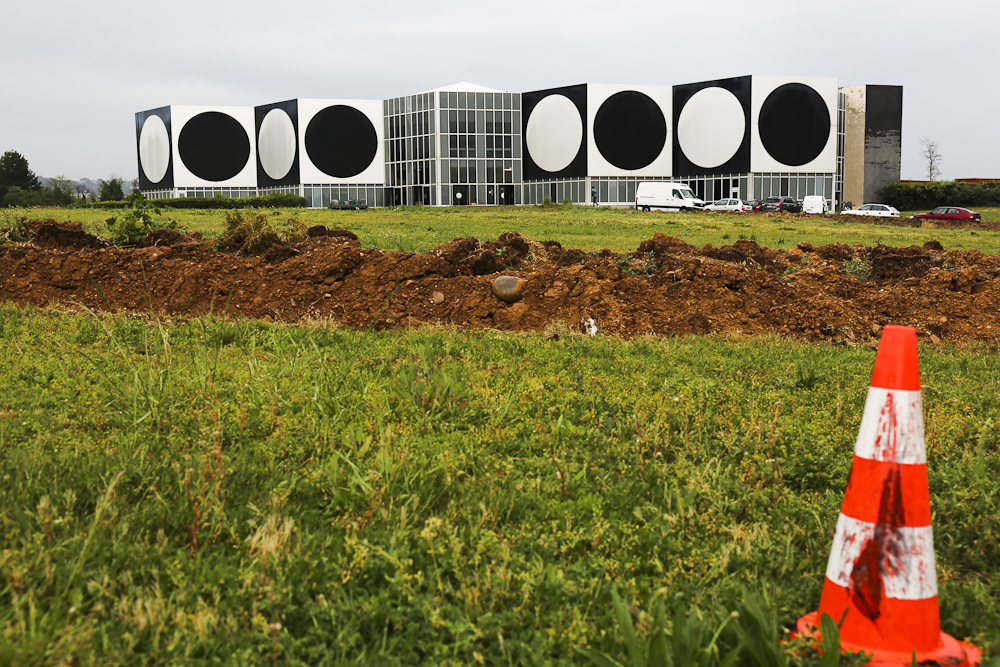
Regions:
[[32, 223, 107, 250], [5, 222, 1000, 343]]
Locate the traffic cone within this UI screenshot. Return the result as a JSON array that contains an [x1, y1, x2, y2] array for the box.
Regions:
[[796, 325, 981, 666]]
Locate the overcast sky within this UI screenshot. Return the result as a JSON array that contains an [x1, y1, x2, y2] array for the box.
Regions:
[[0, 0, 993, 183]]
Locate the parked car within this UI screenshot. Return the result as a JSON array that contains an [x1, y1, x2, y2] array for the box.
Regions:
[[841, 203, 900, 218], [745, 199, 763, 211], [760, 197, 802, 213], [802, 195, 829, 214], [911, 206, 981, 223], [704, 198, 748, 212]]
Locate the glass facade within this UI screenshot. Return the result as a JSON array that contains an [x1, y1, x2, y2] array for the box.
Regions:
[[835, 91, 846, 208], [384, 92, 436, 206], [303, 184, 385, 208]]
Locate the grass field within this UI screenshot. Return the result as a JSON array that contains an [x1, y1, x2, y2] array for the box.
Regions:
[[2, 207, 999, 665], [5, 203, 1000, 255]]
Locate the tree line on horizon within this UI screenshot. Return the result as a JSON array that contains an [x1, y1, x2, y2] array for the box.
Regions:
[[0, 150, 135, 207]]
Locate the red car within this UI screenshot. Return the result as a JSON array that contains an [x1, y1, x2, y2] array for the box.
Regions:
[[911, 206, 981, 222]]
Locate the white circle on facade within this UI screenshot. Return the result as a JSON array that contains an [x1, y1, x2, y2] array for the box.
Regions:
[[677, 87, 745, 169], [138, 115, 169, 184], [525, 94, 583, 173], [258, 109, 296, 180]]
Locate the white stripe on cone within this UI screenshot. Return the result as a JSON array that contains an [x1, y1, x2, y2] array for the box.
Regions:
[[854, 388, 926, 464], [825, 513, 938, 599]]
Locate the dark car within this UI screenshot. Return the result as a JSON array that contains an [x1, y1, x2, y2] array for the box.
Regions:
[[745, 199, 763, 211], [911, 206, 981, 223], [760, 196, 802, 213]]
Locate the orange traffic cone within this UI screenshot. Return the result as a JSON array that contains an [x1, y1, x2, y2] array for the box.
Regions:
[[796, 325, 981, 666]]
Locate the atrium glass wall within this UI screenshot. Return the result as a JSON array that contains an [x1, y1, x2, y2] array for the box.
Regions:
[[437, 90, 522, 206]]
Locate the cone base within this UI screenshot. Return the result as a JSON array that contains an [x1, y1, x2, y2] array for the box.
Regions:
[[796, 612, 982, 667]]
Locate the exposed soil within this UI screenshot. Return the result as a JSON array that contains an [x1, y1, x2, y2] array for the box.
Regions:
[[4, 221, 1000, 344]]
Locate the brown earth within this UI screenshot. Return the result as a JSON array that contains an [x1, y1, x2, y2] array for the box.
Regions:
[[3, 220, 1000, 344]]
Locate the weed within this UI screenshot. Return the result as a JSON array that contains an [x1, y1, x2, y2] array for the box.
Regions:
[[0, 212, 31, 244], [841, 258, 872, 282], [619, 251, 658, 276], [215, 210, 306, 256], [104, 193, 176, 247]]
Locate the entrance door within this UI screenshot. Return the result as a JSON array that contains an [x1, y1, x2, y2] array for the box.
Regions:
[[487, 186, 496, 205], [453, 185, 470, 206], [499, 185, 514, 206]]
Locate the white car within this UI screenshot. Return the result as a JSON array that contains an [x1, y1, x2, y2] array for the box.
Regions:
[[704, 198, 748, 212], [841, 203, 900, 218]]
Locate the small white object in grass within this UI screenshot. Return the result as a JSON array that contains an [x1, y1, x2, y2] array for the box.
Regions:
[[582, 318, 597, 335]]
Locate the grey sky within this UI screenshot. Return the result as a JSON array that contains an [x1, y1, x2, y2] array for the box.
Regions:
[[0, 0, 993, 183]]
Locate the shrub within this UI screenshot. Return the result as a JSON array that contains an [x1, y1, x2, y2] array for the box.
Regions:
[[74, 192, 307, 211], [104, 193, 177, 247], [879, 180, 1000, 210]]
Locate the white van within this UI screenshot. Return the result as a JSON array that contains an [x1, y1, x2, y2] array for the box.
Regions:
[[635, 182, 706, 212], [802, 195, 829, 214]]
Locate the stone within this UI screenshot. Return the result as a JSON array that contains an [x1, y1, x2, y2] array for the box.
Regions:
[[432, 291, 445, 304], [492, 275, 524, 303]]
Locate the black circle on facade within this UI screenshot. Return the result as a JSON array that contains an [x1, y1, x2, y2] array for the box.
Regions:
[[758, 83, 831, 167], [178, 112, 251, 182], [305, 106, 378, 178], [593, 91, 666, 170]]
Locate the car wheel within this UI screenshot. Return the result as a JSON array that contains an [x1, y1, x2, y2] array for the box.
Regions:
[[642, 206, 650, 213]]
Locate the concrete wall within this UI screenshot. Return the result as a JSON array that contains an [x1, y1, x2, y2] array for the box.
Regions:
[[863, 85, 903, 202], [841, 85, 902, 205]]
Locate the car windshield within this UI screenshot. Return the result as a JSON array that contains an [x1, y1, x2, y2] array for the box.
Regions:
[[679, 188, 696, 200], [765, 198, 780, 203]]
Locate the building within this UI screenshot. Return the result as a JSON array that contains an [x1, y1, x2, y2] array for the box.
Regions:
[[135, 76, 902, 209]]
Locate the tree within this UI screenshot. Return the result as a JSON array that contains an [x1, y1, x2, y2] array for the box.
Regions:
[[44, 175, 76, 206], [76, 182, 91, 202], [0, 150, 41, 203], [920, 137, 942, 181], [98, 175, 125, 202]]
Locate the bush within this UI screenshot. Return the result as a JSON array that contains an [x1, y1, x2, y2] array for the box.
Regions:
[[1, 186, 45, 208]]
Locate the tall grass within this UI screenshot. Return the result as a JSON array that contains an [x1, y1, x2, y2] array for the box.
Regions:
[[1, 306, 997, 664]]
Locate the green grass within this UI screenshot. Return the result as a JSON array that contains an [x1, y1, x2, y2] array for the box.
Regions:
[[1, 305, 998, 665], [5, 204, 1000, 254]]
